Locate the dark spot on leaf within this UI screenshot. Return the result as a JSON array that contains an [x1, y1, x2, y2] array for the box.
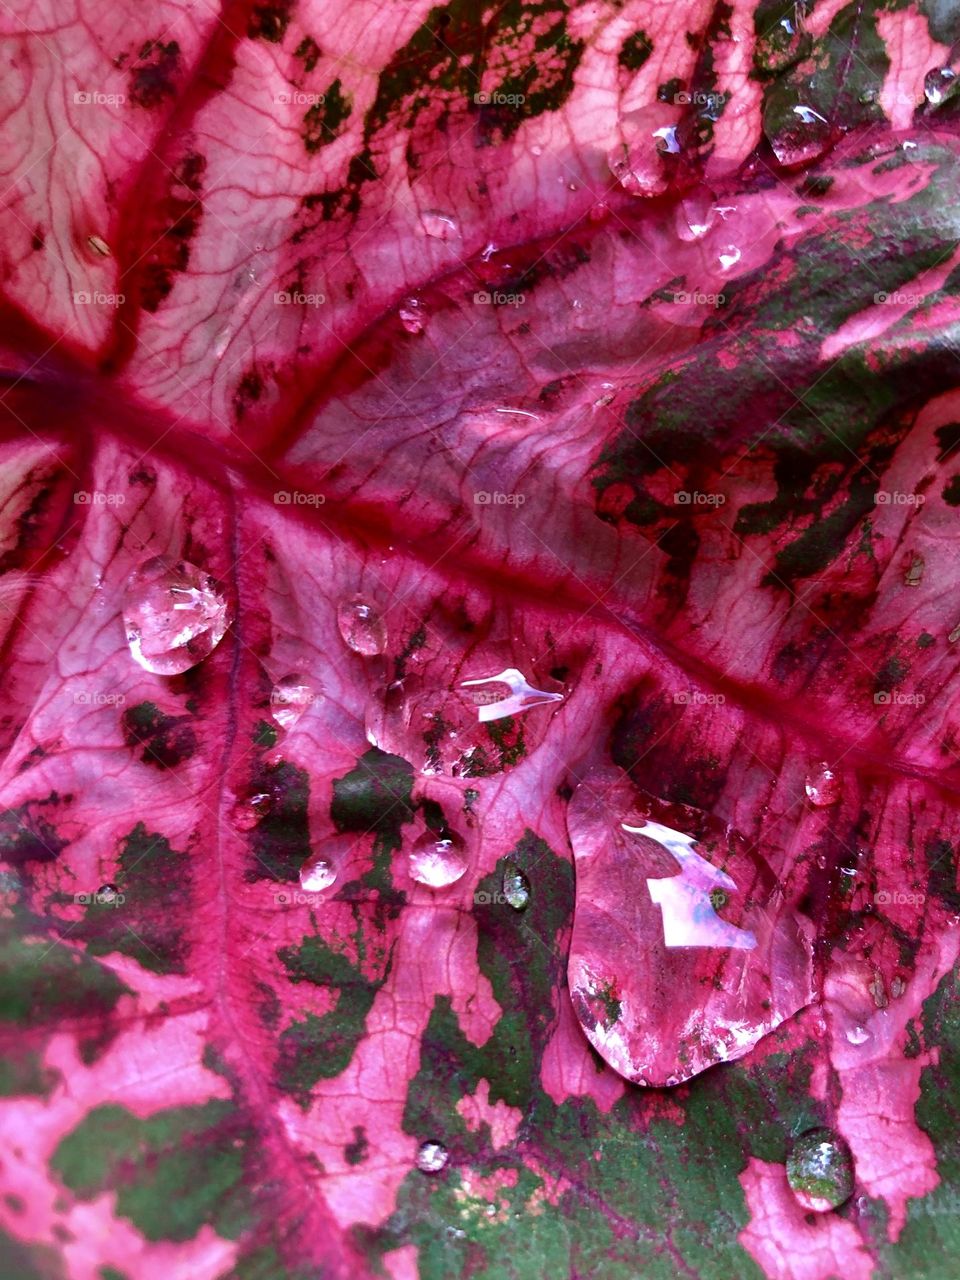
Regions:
[[302, 80, 350, 152], [247, 0, 294, 42], [129, 40, 180, 108], [121, 701, 197, 768]]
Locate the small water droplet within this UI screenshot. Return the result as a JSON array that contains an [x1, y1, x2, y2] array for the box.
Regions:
[[924, 67, 956, 107], [271, 674, 318, 731], [846, 1024, 871, 1046], [337, 596, 386, 656], [421, 210, 459, 240], [300, 855, 336, 892], [502, 862, 530, 910], [97, 883, 120, 903], [409, 830, 467, 888], [122, 557, 232, 676], [230, 791, 272, 831], [416, 1140, 449, 1173], [399, 297, 425, 334], [676, 192, 717, 241], [653, 126, 681, 154], [804, 763, 840, 807], [460, 668, 564, 722], [718, 245, 742, 271], [786, 1128, 854, 1212], [766, 102, 832, 168]]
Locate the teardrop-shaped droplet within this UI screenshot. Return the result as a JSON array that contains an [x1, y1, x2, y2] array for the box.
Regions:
[[804, 762, 840, 807], [421, 210, 459, 240], [765, 102, 832, 169], [337, 596, 386, 656], [502, 862, 530, 910], [123, 557, 233, 676], [924, 67, 956, 107], [399, 297, 425, 334], [566, 769, 815, 1087], [300, 855, 336, 892], [271, 674, 317, 731], [416, 1139, 449, 1173], [409, 830, 467, 888], [786, 1128, 854, 1212]]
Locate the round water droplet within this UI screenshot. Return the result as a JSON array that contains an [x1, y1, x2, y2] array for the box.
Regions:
[[718, 245, 742, 271], [271, 674, 317, 731], [421, 210, 459, 240], [337, 596, 386, 656], [300, 855, 336, 892], [846, 1024, 870, 1046], [230, 791, 272, 831], [97, 883, 119, 903], [409, 830, 467, 888], [804, 763, 840, 807], [416, 1140, 449, 1173], [502, 862, 530, 910], [676, 192, 717, 242], [786, 1128, 854, 1212], [924, 67, 956, 107], [399, 297, 425, 334], [122, 557, 233, 675], [766, 102, 832, 169]]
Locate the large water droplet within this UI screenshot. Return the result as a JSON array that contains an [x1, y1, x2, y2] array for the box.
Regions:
[[502, 862, 530, 910], [804, 762, 840, 807], [766, 103, 832, 169], [421, 210, 459, 240], [460, 668, 564, 722], [337, 596, 386, 656], [675, 191, 717, 241], [566, 769, 815, 1086], [653, 125, 681, 155], [786, 1128, 854, 1212], [416, 1140, 449, 1173], [122, 557, 232, 675], [271, 674, 318, 731], [924, 67, 956, 107], [300, 854, 336, 892], [409, 830, 467, 888]]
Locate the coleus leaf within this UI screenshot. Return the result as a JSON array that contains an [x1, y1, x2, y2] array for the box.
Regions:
[[1, 1, 960, 1278]]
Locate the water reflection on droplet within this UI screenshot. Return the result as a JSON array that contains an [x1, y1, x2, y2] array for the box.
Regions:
[[786, 1128, 854, 1212], [271, 674, 318, 731], [230, 791, 272, 831], [409, 830, 467, 888], [399, 297, 425, 334], [122, 557, 233, 675], [924, 67, 956, 106], [676, 192, 717, 241], [300, 855, 336, 892], [846, 1024, 870, 1046], [421, 210, 459, 240], [766, 102, 832, 168], [502, 862, 530, 910], [460, 668, 564, 723], [718, 245, 742, 271], [416, 1140, 449, 1173], [653, 126, 680, 154], [804, 762, 840, 807], [97, 883, 120, 904], [337, 596, 387, 656]]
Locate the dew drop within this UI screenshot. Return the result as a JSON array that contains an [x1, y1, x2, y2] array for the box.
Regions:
[[786, 1128, 854, 1212], [271, 674, 318, 731], [337, 596, 387, 656], [230, 791, 272, 831], [122, 557, 233, 676], [416, 1140, 449, 1173], [502, 862, 531, 910], [804, 763, 840, 807], [676, 192, 717, 241], [421, 210, 459, 240], [924, 67, 956, 107], [653, 126, 681, 155], [766, 102, 832, 168], [300, 855, 336, 892], [846, 1024, 871, 1046], [97, 883, 120, 904], [718, 245, 742, 271], [409, 830, 467, 888], [399, 297, 425, 334]]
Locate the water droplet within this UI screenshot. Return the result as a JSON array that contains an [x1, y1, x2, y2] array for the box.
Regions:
[[300, 855, 336, 892], [804, 763, 840, 807], [653, 126, 680, 155], [416, 1140, 449, 1173], [409, 830, 467, 889], [924, 67, 956, 107], [846, 1024, 871, 1046], [97, 883, 119, 903], [122, 557, 233, 676], [676, 192, 717, 241], [766, 102, 832, 168], [337, 596, 386, 656], [399, 297, 425, 334], [566, 769, 815, 1087], [460, 668, 564, 723], [230, 791, 272, 831], [502, 862, 530, 910], [718, 245, 742, 271], [270, 674, 318, 731], [786, 1129, 854, 1212], [421, 210, 459, 240]]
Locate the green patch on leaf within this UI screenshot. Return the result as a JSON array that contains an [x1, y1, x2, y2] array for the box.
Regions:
[[248, 759, 311, 883], [0, 927, 130, 1024]]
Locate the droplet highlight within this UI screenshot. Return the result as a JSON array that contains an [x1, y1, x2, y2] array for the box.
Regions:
[[416, 1140, 449, 1173], [502, 862, 530, 910], [786, 1129, 854, 1212], [409, 830, 467, 888], [122, 557, 232, 676], [337, 596, 387, 656], [460, 668, 564, 723], [300, 855, 336, 893], [271, 674, 317, 731], [804, 763, 840, 807]]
